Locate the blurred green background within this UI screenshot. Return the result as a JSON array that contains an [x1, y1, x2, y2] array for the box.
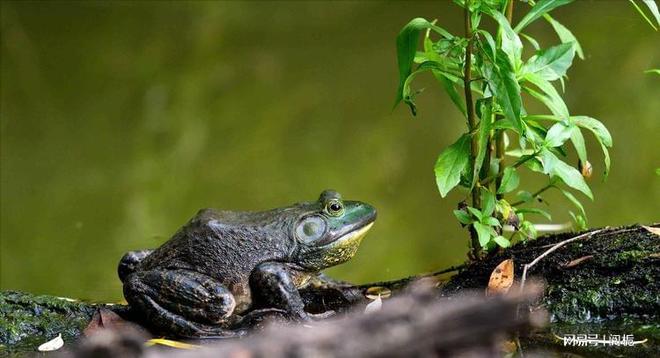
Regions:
[[1, 1, 658, 302]]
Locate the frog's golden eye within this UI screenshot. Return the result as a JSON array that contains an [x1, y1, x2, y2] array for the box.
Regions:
[[325, 199, 344, 217]]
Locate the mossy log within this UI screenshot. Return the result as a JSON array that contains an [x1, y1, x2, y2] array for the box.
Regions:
[[1, 224, 657, 356]]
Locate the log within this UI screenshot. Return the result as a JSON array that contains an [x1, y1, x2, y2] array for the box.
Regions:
[[75, 283, 546, 358], [1, 224, 657, 356]]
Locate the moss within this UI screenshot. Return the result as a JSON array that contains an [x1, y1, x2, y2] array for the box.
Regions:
[[0, 291, 99, 353], [442, 224, 659, 356]]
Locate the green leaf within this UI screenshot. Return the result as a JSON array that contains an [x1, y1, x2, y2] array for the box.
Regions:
[[434, 134, 472, 197], [525, 157, 545, 173], [477, 30, 497, 62], [481, 188, 496, 217], [483, 216, 501, 227], [529, 114, 612, 177], [516, 208, 552, 220], [484, 53, 524, 133], [569, 211, 588, 230], [560, 187, 586, 218], [629, 0, 660, 31], [519, 220, 538, 240], [544, 15, 584, 59], [523, 43, 576, 81], [641, 0, 660, 27], [498, 167, 520, 194], [467, 206, 483, 219], [570, 116, 612, 147], [395, 18, 449, 110], [484, 7, 523, 66], [473, 222, 493, 247], [520, 33, 540, 51], [598, 140, 611, 178], [523, 72, 569, 119], [493, 235, 511, 248], [645, 69, 660, 75], [515, 0, 574, 32], [570, 126, 588, 164], [432, 70, 467, 117], [473, 99, 493, 187], [544, 121, 574, 147], [453, 209, 474, 225], [571, 116, 613, 177], [517, 190, 534, 203], [541, 149, 593, 199]]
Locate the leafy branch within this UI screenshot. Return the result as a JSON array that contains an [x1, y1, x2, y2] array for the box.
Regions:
[[392, 0, 645, 257]]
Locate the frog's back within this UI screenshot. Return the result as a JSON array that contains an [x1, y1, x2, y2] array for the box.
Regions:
[[137, 208, 294, 303]]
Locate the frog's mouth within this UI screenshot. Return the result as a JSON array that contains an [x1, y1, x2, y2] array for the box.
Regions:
[[327, 222, 374, 248], [312, 222, 374, 268]]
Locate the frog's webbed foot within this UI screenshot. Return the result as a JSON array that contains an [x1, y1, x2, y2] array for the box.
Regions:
[[118, 249, 154, 282], [123, 269, 238, 338], [232, 308, 289, 331]]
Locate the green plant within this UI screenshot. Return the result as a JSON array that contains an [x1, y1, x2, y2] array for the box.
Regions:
[[394, 0, 657, 258]]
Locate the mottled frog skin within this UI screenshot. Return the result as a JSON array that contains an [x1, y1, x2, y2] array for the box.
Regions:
[[118, 190, 376, 337]]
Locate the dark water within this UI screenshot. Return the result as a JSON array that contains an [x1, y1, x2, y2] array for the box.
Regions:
[[1, 1, 659, 302]]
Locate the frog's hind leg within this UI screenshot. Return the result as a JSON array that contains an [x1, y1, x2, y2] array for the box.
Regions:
[[118, 250, 154, 282], [123, 269, 240, 338]]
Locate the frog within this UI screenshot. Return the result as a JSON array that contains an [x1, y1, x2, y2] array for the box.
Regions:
[[117, 190, 376, 338]]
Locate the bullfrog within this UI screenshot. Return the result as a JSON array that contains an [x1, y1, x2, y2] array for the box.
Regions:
[[117, 190, 376, 337]]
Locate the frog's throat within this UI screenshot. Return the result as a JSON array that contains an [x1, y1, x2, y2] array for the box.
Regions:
[[319, 222, 373, 267]]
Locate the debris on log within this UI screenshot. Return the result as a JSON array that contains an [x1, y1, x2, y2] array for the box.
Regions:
[[1, 224, 657, 356]]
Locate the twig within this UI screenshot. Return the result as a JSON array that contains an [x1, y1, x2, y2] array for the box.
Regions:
[[519, 229, 605, 294], [430, 263, 466, 276], [510, 184, 554, 206], [355, 264, 466, 291]]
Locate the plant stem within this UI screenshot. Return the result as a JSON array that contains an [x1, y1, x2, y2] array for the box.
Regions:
[[463, 1, 480, 257], [495, 0, 515, 200], [510, 184, 553, 206], [481, 152, 538, 186]]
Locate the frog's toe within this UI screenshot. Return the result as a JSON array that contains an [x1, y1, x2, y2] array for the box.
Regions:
[[233, 308, 289, 331]]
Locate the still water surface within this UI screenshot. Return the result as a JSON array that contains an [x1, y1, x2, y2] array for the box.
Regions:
[[1, 1, 658, 301]]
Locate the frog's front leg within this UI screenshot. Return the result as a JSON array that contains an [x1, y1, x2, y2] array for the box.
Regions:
[[123, 269, 242, 338], [248, 262, 310, 321]]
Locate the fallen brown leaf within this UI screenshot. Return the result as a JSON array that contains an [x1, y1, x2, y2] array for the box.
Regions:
[[486, 259, 514, 296], [365, 286, 392, 299], [83, 308, 150, 337]]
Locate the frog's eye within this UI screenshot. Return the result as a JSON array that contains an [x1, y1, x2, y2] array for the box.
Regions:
[[296, 216, 327, 243], [325, 199, 344, 217]]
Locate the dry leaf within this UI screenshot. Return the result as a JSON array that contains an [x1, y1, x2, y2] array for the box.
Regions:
[[145, 338, 200, 349], [500, 339, 517, 354], [365, 286, 392, 299], [486, 259, 514, 296], [84, 308, 149, 337], [364, 295, 382, 314], [643, 226, 660, 237], [38, 333, 64, 352], [563, 255, 594, 268]]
